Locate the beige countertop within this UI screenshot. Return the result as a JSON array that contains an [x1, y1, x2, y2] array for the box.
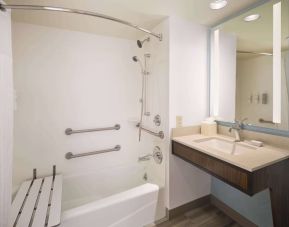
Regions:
[[173, 134, 289, 172]]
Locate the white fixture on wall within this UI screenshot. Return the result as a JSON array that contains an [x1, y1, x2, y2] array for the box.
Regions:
[[210, 28, 237, 121], [273, 2, 281, 124], [211, 29, 220, 117], [176, 116, 183, 128]]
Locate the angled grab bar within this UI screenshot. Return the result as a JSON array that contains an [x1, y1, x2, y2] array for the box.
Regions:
[[136, 124, 164, 139], [65, 145, 121, 159], [65, 124, 120, 135]]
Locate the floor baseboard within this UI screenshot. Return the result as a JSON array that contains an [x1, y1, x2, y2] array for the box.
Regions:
[[211, 195, 258, 227], [168, 195, 211, 220]]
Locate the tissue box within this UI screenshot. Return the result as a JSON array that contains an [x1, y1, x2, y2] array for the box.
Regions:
[[201, 122, 217, 136]]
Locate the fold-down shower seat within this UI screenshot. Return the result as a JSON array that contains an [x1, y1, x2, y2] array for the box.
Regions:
[[11, 173, 62, 227]]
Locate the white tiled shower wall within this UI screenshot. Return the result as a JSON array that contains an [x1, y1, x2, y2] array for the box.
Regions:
[[12, 22, 141, 187]]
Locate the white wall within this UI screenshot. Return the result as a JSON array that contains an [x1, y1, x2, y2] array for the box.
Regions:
[[168, 17, 211, 209], [12, 22, 141, 188], [0, 5, 13, 227]]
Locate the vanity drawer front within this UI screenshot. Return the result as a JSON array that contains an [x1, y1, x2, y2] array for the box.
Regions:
[[172, 141, 250, 192]]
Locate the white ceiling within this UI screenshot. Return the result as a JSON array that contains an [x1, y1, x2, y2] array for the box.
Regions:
[[6, 0, 264, 40]]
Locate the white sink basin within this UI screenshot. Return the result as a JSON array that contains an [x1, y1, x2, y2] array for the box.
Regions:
[[195, 138, 256, 155]]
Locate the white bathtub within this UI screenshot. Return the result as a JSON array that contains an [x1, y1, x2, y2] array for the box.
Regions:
[[60, 164, 159, 227]]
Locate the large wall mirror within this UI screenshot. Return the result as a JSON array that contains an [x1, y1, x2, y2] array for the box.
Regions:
[[210, 0, 289, 133]]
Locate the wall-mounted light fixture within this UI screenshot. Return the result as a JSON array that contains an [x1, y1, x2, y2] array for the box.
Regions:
[[211, 29, 220, 117], [273, 2, 281, 124]]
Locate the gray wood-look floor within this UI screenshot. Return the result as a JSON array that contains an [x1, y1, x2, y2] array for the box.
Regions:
[[157, 204, 242, 227]]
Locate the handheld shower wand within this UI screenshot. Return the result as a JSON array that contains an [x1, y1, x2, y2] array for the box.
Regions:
[[132, 56, 144, 74]]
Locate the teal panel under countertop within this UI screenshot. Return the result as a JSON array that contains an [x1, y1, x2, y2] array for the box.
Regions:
[[211, 177, 273, 227]]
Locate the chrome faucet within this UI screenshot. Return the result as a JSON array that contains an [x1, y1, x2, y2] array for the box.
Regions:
[[138, 154, 152, 162], [229, 118, 247, 142], [138, 146, 163, 164]]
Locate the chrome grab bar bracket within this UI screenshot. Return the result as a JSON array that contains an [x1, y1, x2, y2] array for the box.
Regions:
[[65, 152, 74, 160], [0, 4, 6, 11], [65, 124, 120, 135], [65, 128, 73, 135], [65, 145, 121, 159], [158, 131, 165, 139]]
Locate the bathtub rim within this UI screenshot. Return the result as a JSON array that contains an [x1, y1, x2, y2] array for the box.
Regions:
[[61, 182, 159, 221]]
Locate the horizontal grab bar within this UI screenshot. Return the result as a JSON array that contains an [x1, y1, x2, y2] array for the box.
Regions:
[[65, 145, 121, 159], [65, 124, 120, 135], [137, 124, 164, 139], [259, 118, 275, 124]]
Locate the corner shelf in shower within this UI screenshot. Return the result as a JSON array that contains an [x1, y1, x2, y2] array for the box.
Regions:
[[11, 174, 62, 227]]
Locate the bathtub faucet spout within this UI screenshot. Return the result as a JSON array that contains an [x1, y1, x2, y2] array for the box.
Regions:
[[138, 154, 152, 162], [138, 146, 163, 164]]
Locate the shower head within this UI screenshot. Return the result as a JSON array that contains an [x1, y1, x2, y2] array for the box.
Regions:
[[137, 37, 150, 48]]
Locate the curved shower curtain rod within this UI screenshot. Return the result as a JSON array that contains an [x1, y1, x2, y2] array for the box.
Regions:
[[0, 3, 162, 41]]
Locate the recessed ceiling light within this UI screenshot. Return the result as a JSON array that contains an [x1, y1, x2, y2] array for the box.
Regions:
[[243, 14, 261, 22], [210, 0, 228, 10]]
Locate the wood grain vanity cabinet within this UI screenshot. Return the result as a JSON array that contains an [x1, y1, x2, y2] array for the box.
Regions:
[[172, 141, 289, 227]]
